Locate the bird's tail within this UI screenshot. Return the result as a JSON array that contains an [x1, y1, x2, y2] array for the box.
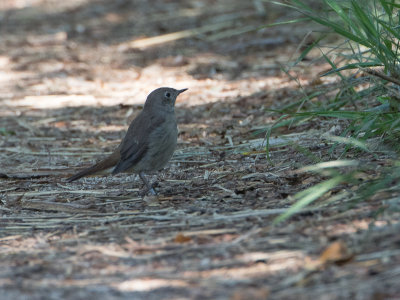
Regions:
[[66, 151, 120, 182]]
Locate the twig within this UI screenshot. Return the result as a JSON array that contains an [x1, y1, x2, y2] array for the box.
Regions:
[[364, 68, 400, 86], [21, 200, 94, 213], [7, 189, 138, 197]]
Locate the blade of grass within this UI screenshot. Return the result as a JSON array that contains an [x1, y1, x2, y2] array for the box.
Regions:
[[273, 175, 345, 223], [321, 62, 384, 76], [300, 159, 360, 172], [264, 114, 290, 162], [323, 135, 371, 153]]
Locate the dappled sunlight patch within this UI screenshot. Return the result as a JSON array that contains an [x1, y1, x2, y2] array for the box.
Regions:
[[6, 95, 98, 109], [179, 251, 305, 281], [114, 278, 188, 292]]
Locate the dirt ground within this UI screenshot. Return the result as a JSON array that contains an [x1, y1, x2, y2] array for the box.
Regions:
[[1, 0, 399, 299]]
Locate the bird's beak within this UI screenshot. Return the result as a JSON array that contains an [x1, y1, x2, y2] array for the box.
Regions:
[[178, 88, 188, 94]]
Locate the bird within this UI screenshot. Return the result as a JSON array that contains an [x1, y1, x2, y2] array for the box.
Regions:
[[67, 87, 187, 195]]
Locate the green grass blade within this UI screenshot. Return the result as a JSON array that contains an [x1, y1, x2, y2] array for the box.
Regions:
[[351, 0, 380, 39], [321, 62, 383, 76], [289, 110, 369, 119], [292, 35, 326, 67], [325, 0, 360, 35], [307, 13, 372, 47], [265, 114, 290, 162], [323, 135, 371, 153], [273, 175, 345, 224], [300, 160, 360, 172], [380, 0, 395, 13]]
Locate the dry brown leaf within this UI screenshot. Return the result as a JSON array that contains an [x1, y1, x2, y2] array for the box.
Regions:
[[310, 77, 323, 86], [174, 233, 192, 243], [52, 121, 68, 128], [231, 287, 269, 300], [319, 240, 354, 265]]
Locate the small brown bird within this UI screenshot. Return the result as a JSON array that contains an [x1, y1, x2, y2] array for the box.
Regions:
[[67, 87, 187, 195]]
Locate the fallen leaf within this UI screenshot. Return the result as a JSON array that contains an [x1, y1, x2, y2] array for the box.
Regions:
[[319, 240, 354, 265], [174, 233, 191, 243], [231, 287, 269, 300]]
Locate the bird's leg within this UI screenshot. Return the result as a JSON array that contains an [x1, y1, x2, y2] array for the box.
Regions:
[[139, 171, 157, 195]]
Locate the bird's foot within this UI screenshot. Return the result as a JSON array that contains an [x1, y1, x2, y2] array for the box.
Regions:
[[139, 185, 157, 197], [149, 187, 157, 196], [139, 171, 158, 196]]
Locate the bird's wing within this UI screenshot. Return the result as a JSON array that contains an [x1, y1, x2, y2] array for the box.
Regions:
[[112, 112, 166, 174]]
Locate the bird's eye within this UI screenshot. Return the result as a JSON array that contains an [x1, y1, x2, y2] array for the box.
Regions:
[[164, 92, 171, 98]]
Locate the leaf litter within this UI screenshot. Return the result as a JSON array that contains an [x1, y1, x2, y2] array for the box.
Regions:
[[0, 0, 399, 299]]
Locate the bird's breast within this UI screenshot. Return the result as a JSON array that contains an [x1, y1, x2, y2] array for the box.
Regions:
[[137, 118, 178, 172]]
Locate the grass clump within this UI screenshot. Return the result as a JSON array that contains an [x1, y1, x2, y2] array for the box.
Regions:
[[265, 0, 400, 222]]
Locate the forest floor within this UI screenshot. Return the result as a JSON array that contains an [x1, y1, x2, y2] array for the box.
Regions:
[[1, 0, 399, 299]]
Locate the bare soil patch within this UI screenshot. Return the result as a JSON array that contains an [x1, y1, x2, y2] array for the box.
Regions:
[[1, 1, 399, 299]]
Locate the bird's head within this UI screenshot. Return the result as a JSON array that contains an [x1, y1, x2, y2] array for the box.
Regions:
[[144, 87, 187, 112]]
